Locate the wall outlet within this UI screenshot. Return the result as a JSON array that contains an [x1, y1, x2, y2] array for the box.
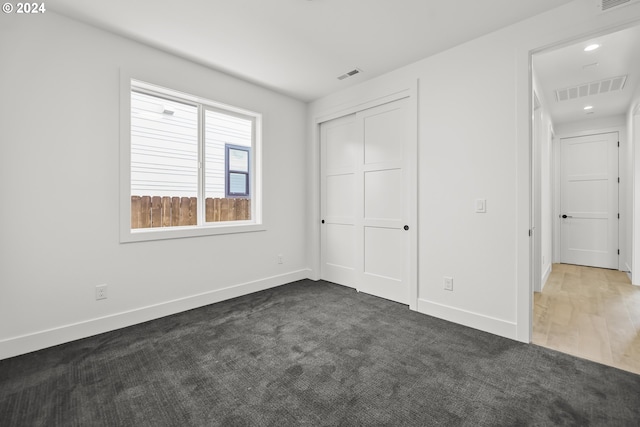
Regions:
[[277, 254, 283, 264], [443, 276, 453, 291], [96, 284, 108, 300]]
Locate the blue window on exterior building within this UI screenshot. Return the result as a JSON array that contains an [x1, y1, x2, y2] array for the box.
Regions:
[[225, 144, 251, 197]]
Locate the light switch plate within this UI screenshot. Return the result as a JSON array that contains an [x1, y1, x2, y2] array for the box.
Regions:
[[475, 199, 486, 213]]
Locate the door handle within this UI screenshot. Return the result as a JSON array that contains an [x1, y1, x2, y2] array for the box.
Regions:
[[404, 225, 409, 231], [561, 214, 573, 219]]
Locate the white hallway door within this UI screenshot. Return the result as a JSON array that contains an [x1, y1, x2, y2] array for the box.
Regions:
[[320, 98, 414, 305], [560, 132, 618, 269]]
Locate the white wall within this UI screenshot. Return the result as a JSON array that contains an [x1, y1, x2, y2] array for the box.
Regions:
[[540, 116, 554, 286], [309, 0, 640, 341], [0, 12, 308, 359], [554, 116, 626, 136], [532, 70, 555, 290]]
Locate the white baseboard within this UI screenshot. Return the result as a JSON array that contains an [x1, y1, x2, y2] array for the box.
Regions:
[[0, 269, 311, 361], [417, 299, 517, 340]]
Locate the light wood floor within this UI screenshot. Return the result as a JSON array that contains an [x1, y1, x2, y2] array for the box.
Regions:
[[533, 263, 640, 375]]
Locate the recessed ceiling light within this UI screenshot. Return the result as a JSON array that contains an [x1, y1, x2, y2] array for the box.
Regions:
[[584, 44, 600, 52], [584, 105, 594, 110]]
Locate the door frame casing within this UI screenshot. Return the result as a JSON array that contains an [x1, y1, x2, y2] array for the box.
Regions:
[[311, 82, 419, 310]]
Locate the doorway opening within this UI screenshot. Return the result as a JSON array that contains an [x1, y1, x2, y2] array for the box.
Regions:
[[530, 23, 640, 374]]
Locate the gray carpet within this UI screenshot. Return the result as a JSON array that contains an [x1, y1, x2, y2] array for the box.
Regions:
[[1, 280, 639, 426]]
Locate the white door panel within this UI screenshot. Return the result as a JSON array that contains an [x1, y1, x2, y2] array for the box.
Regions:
[[326, 174, 355, 220], [320, 98, 413, 305], [326, 124, 357, 170], [364, 227, 403, 280], [321, 115, 357, 287], [560, 132, 618, 269], [364, 169, 403, 221], [363, 108, 405, 164], [357, 100, 410, 304], [325, 224, 356, 285]]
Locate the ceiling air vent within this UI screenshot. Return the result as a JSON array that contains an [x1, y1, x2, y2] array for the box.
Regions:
[[599, 0, 640, 12], [337, 68, 362, 80], [555, 75, 627, 102]]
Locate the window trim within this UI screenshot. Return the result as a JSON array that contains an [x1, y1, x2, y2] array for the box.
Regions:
[[119, 71, 264, 243]]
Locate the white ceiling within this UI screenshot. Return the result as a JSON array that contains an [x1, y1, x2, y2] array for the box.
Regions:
[[49, 0, 574, 102], [534, 23, 640, 125]]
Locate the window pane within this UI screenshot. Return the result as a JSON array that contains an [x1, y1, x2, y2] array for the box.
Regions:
[[205, 109, 252, 223], [205, 110, 252, 199], [229, 149, 249, 172], [229, 173, 248, 194], [131, 91, 198, 198], [130, 91, 199, 229]]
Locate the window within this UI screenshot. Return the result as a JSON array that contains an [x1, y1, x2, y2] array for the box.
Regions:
[[225, 144, 251, 197], [121, 78, 262, 242]]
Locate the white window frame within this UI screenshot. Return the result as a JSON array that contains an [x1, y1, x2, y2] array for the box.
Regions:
[[120, 72, 264, 243]]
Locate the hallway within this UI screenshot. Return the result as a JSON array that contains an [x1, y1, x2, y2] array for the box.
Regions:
[[533, 264, 640, 375]]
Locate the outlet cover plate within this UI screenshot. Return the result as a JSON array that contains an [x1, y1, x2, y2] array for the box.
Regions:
[[96, 284, 108, 300]]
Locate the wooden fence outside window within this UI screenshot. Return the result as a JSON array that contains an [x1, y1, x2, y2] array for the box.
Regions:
[[131, 196, 251, 228]]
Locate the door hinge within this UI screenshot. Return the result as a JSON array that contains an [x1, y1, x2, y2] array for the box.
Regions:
[[618, 141, 620, 147], [618, 249, 620, 255], [618, 177, 620, 183], [529, 229, 532, 237], [618, 213, 620, 219]]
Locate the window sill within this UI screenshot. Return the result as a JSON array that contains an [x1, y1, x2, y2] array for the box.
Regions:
[[120, 222, 266, 243]]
